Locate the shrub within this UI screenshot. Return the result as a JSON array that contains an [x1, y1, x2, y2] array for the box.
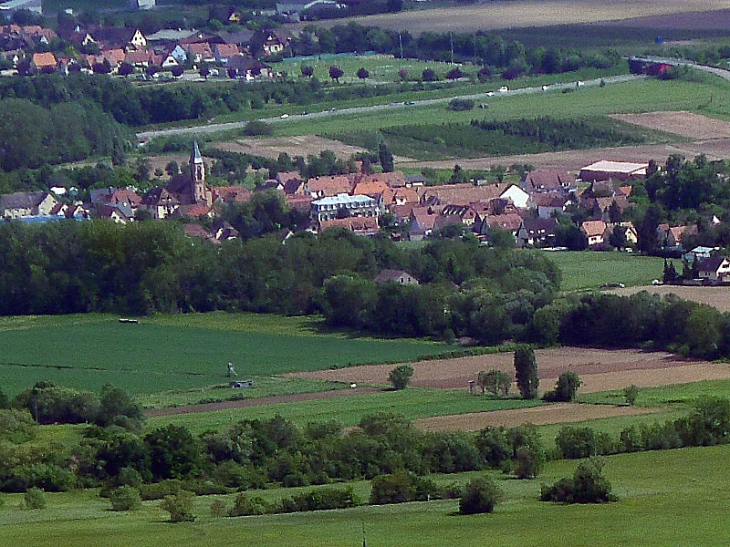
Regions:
[[624, 385, 639, 405], [447, 98, 475, 111], [475, 426, 512, 469], [281, 486, 358, 513], [109, 486, 142, 511], [459, 475, 502, 514], [229, 493, 271, 517], [421, 68, 438, 82], [23, 487, 46, 510], [513, 445, 543, 479], [388, 365, 414, 390], [242, 121, 273, 136], [210, 499, 228, 517], [543, 372, 582, 402], [369, 470, 437, 505], [540, 458, 616, 504], [555, 426, 598, 459], [160, 492, 196, 523], [0, 409, 36, 443], [139, 480, 183, 501], [446, 67, 464, 80]]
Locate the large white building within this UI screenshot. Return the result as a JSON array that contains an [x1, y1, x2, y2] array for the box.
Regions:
[[311, 194, 378, 222]]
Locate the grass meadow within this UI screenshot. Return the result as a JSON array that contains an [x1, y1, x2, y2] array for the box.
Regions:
[[0, 313, 447, 397], [1, 445, 728, 546], [539, 251, 667, 291]]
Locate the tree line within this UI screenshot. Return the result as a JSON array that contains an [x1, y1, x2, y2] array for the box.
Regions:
[[293, 23, 622, 76]]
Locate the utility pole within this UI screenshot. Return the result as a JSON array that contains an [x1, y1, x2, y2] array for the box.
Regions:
[[450, 32, 454, 65], [399, 32, 403, 59]]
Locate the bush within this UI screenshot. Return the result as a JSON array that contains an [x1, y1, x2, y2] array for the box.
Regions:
[[369, 470, 437, 505], [422, 68, 438, 82], [139, 480, 183, 501], [109, 486, 142, 511], [447, 98, 475, 111], [623, 385, 639, 405], [475, 426, 512, 469], [513, 445, 543, 479], [388, 365, 414, 390], [229, 493, 271, 517], [242, 121, 273, 136], [23, 487, 46, 510], [543, 372, 582, 402], [459, 475, 502, 514], [0, 409, 36, 443], [210, 499, 228, 518], [281, 486, 358, 513], [540, 458, 616, 504], [555, 426, 599, 459], [160, 492, 196, 523]]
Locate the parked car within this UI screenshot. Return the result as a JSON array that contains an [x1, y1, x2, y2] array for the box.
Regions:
[[498, 86, 509, 92]]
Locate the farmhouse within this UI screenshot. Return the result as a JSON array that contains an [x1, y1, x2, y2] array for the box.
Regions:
[[1, 191, 58, 219], [517, 217, 559, 248], [581, 220, 607, 248], [522, 169, 576, 194], [374, 269, 419, 285], [698, 256, 730, 284]]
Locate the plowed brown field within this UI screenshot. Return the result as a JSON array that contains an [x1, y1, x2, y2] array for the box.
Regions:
[[307, 0, 730, 34], [415, 403, 662, 432], [290, 347, 730, 394]]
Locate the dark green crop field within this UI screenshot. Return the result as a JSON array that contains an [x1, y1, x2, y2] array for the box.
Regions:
[[0, 314, 447, 396]]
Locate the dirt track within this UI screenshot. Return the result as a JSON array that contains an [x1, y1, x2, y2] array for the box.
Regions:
[[415, 403, 662, 432]]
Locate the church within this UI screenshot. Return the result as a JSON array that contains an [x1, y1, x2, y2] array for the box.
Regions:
[[142, 141, 213, 219]]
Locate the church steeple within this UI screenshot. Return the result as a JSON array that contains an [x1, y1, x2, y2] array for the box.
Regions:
[[189, 140, 207, 204]]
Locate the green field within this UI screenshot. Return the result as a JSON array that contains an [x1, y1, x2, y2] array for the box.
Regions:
[[146, 388, 541, 434], [1, 445, 728, 546], [579, 378, 730, 409], [0, 313, 447, 396], [537, 251, 667, 291], [264, 75, 730, 139]]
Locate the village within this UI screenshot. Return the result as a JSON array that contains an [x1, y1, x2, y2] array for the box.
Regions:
[[3, 140, 726, 282]]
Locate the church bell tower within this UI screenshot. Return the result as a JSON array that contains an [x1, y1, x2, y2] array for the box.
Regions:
[[189, 140, 207, 204]]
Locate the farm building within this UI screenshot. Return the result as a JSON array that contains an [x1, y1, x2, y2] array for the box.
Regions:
[[579, 160, 648, 183], [374, 269, 419, 286]]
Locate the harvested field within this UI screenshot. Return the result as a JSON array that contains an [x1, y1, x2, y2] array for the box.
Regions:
[[610, 285, 730, 312], [309, 0, 730, 34], [414, 403, 662, 432], [595, 8, 730, 30], [290, 347, 730, 393], [215, 136, 369, 161], [401, 139, 730, 173], [611, 111, 730, 140]]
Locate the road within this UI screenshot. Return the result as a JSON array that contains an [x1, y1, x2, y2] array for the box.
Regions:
[[631, 55, 730, 81], [135, 74, 643, 142]]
